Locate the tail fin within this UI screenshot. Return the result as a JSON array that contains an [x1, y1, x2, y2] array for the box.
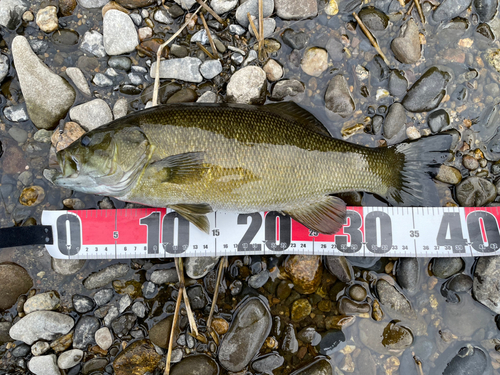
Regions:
[[385, 131, 459, 206]]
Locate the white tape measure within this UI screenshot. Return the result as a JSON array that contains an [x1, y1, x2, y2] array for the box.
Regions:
[[40, 206, 500, 259]]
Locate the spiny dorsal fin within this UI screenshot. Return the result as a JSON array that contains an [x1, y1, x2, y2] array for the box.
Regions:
[[263, 102, 332, 137], [148, 152, 206, 184], [284, 195, 346, 235]]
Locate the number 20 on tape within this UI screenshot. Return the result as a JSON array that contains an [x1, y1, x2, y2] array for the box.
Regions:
[[41, 206, 500, 259]]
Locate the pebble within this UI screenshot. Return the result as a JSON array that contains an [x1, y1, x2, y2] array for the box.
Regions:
[[376, 279, 415, 320], [51, 121, 84, 150], [0, 0, 28, 29], [325, 38, 344, 61], [391, 18, 421, 64], [252, 353, 284, 373], [31, 341, 50, 356], [271, 79, 305, 100], [211, 317, 229, 335], [291, 359, 332, 375], [149, 315, 173, 348], [235, 0, 274, 27], [200, 60, 223, 80], [388, 70, 408, 97], [131, 301, 146, 318], [359, 319, 413, 355], [456, 177, 496, 206], [36, 6, 58, 33], [80, 30, 107, 58], [5, 105, 29, 122], [395, 258, 419, 296], [154, 9, 173, 24], [359, 7, 388, 31], [211, 0, 238, 14], [150, 268, 179, 284], [324, 256, 353, 283], [12, 36, 75, 130], [402, 66, 451, 112], [0, 263, 32, 309], [72, 295, 95, 314], [436, 165, 462, 184], [103, 10, 138, 55], [111, 313, 137, 337], [474, 0, 498, 22], [284, 255, 322, 294], [428, 109, 450, 133], [77, 0, 109, 7], [109, 56, 132, 71], [263, 59, 283, 81], [92, 72, 113, 87], [24, 291, 60, 314], [442, 345, 487, 375], [119, 294, 132, 313], [433, 0, 472, 22], [113, 98, 128, 119], [282, 29, 308, 50], [229, 24, 245, 35], [349, 284, 367, 301], [463, 155, 480, 170], [57, 349, 83, 369], [28, 354, 60, 375], [227, 66, 267, 104], [473, 256, 500, 313], [151, 57, 203, 83], [219, 298, 271, 372], [431, 258, 464, 279], [51, 258, 86, 275], [383, 103, 406, 139], [448, 274, 473, 292], [113, 339, 162, 375], [9, 311, 74, 345], [93, 288, 114, 305], [301, 47, 328, 77], [406, 126, 421, 140], [0, 54, 8, 83], [197, 91, 219, 103], [173, 0, 196, 10], [73, 316, 100, 349], [95, 327, 113, 350], [12, 344, 31, 357], [69, 99, 113, 132], [325, 74, 355, 118], [9, 127, 28, 146], [249, 17, 276, 38], [84, 264, 129, 289], [19, 186, 45, 206], [103, 306, 119, 325], [318, 329, 345, 355], [170, 354, 218, 375], [66, 67, 91, 96], [291, 298, 312, 321], [275, 0, 317, 19]]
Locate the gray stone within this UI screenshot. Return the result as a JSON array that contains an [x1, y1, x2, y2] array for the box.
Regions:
[[73, 316, 100, 349], [0, 0, 29, 29], [4, 105, 29, 122], [388, 70, 408, 98], [275, 0, 317, 19], [113, 98, 128, 119], [77, 0, 109, 8], [402, 66, 451, 112], [227, 66, 267, 104], [376, 278, 415, 320], [200, 60, 222, 80], [290, 359, 332, 375], [80, 31, 106, 58], [132, 301, 146, 318], [151, 57, 203, 83], [383, 103, 406, 139], [473, 256, 500, 313], [395, 258, 419, 296], [83, 263, 129, 289], [0, 54, 9, 83], [24, 291, 60, 314], [34, 129, 53, 143], [317, 329, 345, 356], [474, 0, 498, 22], [93, 73, 113, 87], [252, 353, 284, 373], [431, 257, 464, 279], [448, 274, 473, 293], [218, 297, 271, 372], [103, 305, 119, 326], [211, 0, 238, 14], [66, 67, 91, 96], [69, 99, 113, 132], [433, 0, 472, 22], [358, 319, 413, 355], [9, 311, 74, 345], [456, 177, 496, 206], [150, 268, 178, 284], [249, 17, 276, 38], [103, 10, 139, 55], [171, 355, 218, 375], [154, 9, 173, 24], [442, 345, 487, 375], [57, 349, 83, 369], [271, 79, 305, 100], [94, 288, 114, 305], [236, 0, 274, 27], [325, 74, 355, 118], [248, 270, 270, 288], [191, 30, 208, 44], [197, 91, 219, 103], [282, 323, 299, 353], [12, 36, 76, 130], [95, 327, 113, 350], [130, 13, 142, 25], [391, 19, 421, 64], [185, 257, 220, 279], [18, 171, 33, 185], [28, 354, 60, 375], [128, 72, 143, 85], [8, 126, 28, 144], [51, 258, 86, 275], [108, 56, 132, 71], [444, 294, 492, 336], [31, 341, 50, 356], [142, 281, 157, 299], [72, 294, 95, 314], [324, 256, 353, 283], [119, 294, 132, 313], [111, 313, 137, 337], [173, 0, 196, 9], [229, 24, 245, 35], [325, 38, 344, 61]]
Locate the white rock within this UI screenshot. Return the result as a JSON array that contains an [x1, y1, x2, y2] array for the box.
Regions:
[[274, 0, 317, 19], [66, 67, 91, 96], [95, 327, 113, 350], [0, 0, 29, 29], [24, 291, 60, 314], [130, 13, 142, 25], [36, 6, 58, 33], [28, 354, 60, 375], [200, 59, 222, 79], [191, 30, 208, 44], [69, 99, 113, 131], [138, 26, 152, 40], [80, 30, 106, 58], [12, 36, 75, 130], [173, 0, 196, 10], [119, 294, 132, 313], [263, 59, 283, 81], [4, 105, 29, 122], [211, 0, 238, 14], [57, 349, 83, 369], [113, 98, 128, 119], [77, 0, 109, 8], [235, 0, 274, 27], [31, 341, 50, 356], [0, 54, 9, 83], [406, 126, 421, 140], [197, 91, 219, 103], [154, 9, 173, 24], [103, 10, 139, 56], [150, 57, 203, 83], [9, 311, 74, 345], [227, 66, 267, 104]]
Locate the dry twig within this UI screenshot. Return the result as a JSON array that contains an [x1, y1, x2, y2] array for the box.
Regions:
[[352, 12, 390, 65], [195, 0, 225, 24], [152, 1, 206, 106], [196, 41, 216, 59], [206, 257, 226, 344], [247, 12, 260, 40], [258, 0, 264, 60], [414, 0, 425, 24], [404, 1, 415, 20], [174, 258, 201, 339], [398, 0, 405, 6], [413, 353, 424, 375], [200, 13, 219, 59], [164, 285, 182, 375]]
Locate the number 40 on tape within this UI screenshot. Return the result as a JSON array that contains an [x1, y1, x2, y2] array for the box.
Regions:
[[41, 206, 500, 259]]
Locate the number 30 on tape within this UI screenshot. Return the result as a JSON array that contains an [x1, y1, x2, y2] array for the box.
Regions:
[[41, 206, 500, 259]]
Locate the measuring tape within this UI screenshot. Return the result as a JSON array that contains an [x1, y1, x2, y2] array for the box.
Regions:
[[38, 206, 500, 259]]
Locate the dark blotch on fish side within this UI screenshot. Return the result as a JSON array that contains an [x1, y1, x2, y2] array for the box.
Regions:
[[473, 0, 498, 22], [395, 258, 419, 296], [442, 345, 487, 375], [402, 67, 451, 112], [358, 7, 389, 32], [428, 109, 450, 133]]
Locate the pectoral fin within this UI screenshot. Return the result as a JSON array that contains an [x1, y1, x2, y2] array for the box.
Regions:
[[170, 204, 212, 234], [147, 152, 207, 184], [284, 196, 346, 235]]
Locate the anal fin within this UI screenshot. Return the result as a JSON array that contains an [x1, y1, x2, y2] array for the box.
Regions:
[[284, 196, 346, 235], [170, 204, 212, 234]]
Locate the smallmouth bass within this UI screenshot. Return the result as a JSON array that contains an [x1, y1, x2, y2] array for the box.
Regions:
[[48, 102, 455, 234]]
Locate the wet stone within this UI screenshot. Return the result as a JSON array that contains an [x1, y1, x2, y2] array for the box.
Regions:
[[474, 0, 498, 22], [73, 316, 99, 349], [301, 47, 329, 77], [297, 327, 322, 345], [436, 165, 462, 185], [376, 279, 415, 320], [36, 6, 58, 33], [113, 339, 162, 375], [219, 297, 271, 372], [291, 298, 312, 321], [227, 66, 267, 104], [275, 0, 317, 19], [211, 0, 238, 14], [318, 329, 345, 356], [151, 57, 203, 83], [103, 10, 138, 55], [402, 67, 451, 113], [200, 60, 222, 80], [0, 322, 11, 344], [463, 155, 479, 170], [282, 29, 308, 50], [235, 0, 274, 27], [171, 354, 218, 375], [447, 274, 473, 293], [0, 263, 32, 309], [12, 344, 31, 357], [141, 281, 157, 299], [28, 354, 59, 375], [359, 7, 389, 32], [349, 284, 367, 301], [359, 319, 412, 355], [150, 268, 179, 284], [111, 313, 136, 337], [0, 0, 28, 29], [433, 0, 472, 22], [325, 38, 344, 62], [31, 341, 50, 356], [325, 256, 353, 282], [95, 327, 113, 350], [290, 358, 332, 375], [271, 79, 305, 100], [325, 74, 355, 118], [391, 18, 421, 64], [94, 288, 114, 305], [57, 349, 83, 369], [338, 297, 370, 315], [473, 256, 500, 313], [80, 31, 106, 58], [442, 345, 487, 375], [24, 291, 60, 313], [388, 70, 408, 98], [9, 311, 74, 345], [185, 256, 219, 279], [84, 264, 129, 290], [5, 105, 28, 123], [149, 315, 173, 349], [396, 258, 419, 296], [69, 99, 113, 132], [456, 177, 496, 206], [252, 352, 284, 373], [383, 103, 406, 139], [284, 255, 322, 294], [428, 109, 450, 133], [187, 285, 207, 310], [282, 323, 298, 353]]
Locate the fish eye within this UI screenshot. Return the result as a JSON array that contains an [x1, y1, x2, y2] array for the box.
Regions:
[[81, 135, 91, 147]]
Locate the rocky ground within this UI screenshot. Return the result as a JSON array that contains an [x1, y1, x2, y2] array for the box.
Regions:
[[1, 0, 500, 374]]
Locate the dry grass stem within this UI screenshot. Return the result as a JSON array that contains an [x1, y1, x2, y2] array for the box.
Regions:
[[352, 12, 390, 65], [404, 1, 415, 19], [196, 41, 216, 59], [247, 12, 260, 40], [413, 353, 424, 375], [175, 258, 200, 338], [414, 0, 425, 24], [152, 1, 206, 106], [195, 0, 225, 24], [207, 257, 226, 337], [164, 285, 182, 375], [398, 0, 405, 6], [200, 13, 219, 59], [258, 0, 264, 60]]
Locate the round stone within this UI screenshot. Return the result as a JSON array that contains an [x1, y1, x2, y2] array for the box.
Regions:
[[291, 298, 312, 321]]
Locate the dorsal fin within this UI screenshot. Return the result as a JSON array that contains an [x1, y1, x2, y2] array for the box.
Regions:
[[262, 102, 332, 137]]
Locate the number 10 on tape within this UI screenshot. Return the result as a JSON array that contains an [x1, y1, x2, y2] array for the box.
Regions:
[[41, 206, 500, 259]]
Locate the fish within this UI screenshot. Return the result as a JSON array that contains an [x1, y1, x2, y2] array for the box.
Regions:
[[47, 102, 456, 235]]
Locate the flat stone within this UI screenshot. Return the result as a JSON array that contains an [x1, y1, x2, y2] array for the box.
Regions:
[[271, 79, 305, 100], [28, 354, 60, 375], [149, 315, 174, 349], [395, 258, 419, 296], [324, 256, 353, 283], [80, 30, 106, 58], [184, 257, 219, 279], [111, 313, 136, 337], [66, 67, 91, 96], [235, 0, 274, 27], [358, 319, 413, 355], [113, 339, 162, 375], [24, 291, 60, 314], [72, 294, 95, 314], [284, 255, 322, 294], [95, 327, 113, 350], [376, 278, 415, 320], [252, 353, 284, 373], [115, 0, 155, 8], [83, 263, 129, 289], [32, 341, 50, 356], [51, 258, 86, 275], [73, 316, 100, 349], [150, 268, 179, 284], [12, 36, 75, 130], [69, 99, 113, 132], [0, 54, 9, 83], [173, 0, 196, 10], [290, 359, 332, 375], [433, 0, 472, 22], [473, 256, 500, 313], [200, 60, 222, 80], [93, 288, 114, 305], [391, 18, 421, 64], [0, 263, 33, 310], [227, 66, 267, 104], [431, 257, 464, 279], [442, 345, 487, 375], [103, 10, 139, 55], [383, 103, 406, 139], [57, 349, 83, 369], [402, 66, 451, 112], [249, 16, 276, 38], [325, 74, 355, 118], [150, 57, 203, 83], [456, 177, 496, 206], [9, 311, 74, 345], [275, 0, 317, 19], [197, 91, 219, 103], [171, 355, 219, 375], [113, 98, 128, 119]]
